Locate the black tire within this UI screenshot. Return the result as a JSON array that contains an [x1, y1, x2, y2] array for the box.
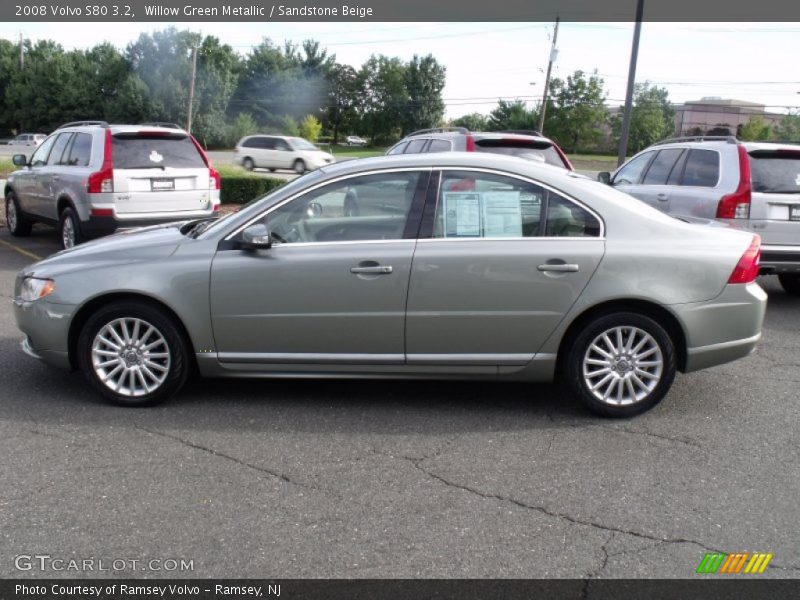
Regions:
[[563, 312, 677, 418], [242, 157, 255, 171], [77, 301, 190, 407], [268, 168, 276, 172], [293, 159, 306, 174], [778, 274, 800, 296], [59, 207, 84, 249], [5, 191, 33, 236]]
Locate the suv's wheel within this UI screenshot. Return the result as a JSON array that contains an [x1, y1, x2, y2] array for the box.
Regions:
[[778, 274, 800, 296], [564, 312, 677, 418], [242, 157, 255, 171], [59, 207, 84, 249], [77, 301, 189, 407], [293, 159, 306, 174], [5, 192, 32, 236]]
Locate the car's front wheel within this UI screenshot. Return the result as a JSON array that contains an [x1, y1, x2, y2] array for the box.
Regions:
[[5, 192, 32, 236], [77, 301, 190, 407], [564, 312, 677, 417], [242, 157, 255, 171], [293, 159, 306, 174], [778, 274, 800, 296]]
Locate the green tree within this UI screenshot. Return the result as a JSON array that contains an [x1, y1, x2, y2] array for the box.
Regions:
[[450, 112, 488, 131], [356, 55, 407, 144], [774, 111, 800, 141], [546, 70, 608, 153], [227, 112, 259, 146], [324, 63, 358, 144], [299, 114, 322, 141], [402, 54, 446, 135], [487, 100, 537, 131], [278, 114, 299, 136], [738, 116, 772, 141], [613, 82, 675, 154]]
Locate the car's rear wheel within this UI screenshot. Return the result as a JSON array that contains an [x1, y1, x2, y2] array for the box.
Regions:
[[564, 312, 676, 418], [778, 274, 800, 296], [59, 207, 84, 249], [5, 192, 33, 236], [242, 157, 255, 171], [77, 301, 189, 407], [293, 159, 306, 174]]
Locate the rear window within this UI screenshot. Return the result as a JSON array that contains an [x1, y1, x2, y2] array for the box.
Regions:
[[749, 151, 800, 194], [474, 139, 565, 168], [112, 134, 206, 169]]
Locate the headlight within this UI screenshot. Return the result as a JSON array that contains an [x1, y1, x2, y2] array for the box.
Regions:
[[20, 277, 55, 302]]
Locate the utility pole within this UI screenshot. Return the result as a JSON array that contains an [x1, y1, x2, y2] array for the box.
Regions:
[[19, 31, 24, 70], [185, 43, 198, 133], [617, 0, 644, 167], [537, 16, 559, 134]]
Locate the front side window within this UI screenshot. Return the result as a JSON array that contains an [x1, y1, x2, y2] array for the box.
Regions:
[[613, 151, 654, 185], [29, 135, 58, 166], [387, 142, 408, 155], [291, 138, 317, 151], [432, 171, 600, 239], [260, 171, 422, 244]]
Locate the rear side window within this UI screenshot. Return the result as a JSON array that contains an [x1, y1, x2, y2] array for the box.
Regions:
[[681, 149, 719, 187], [66, 133, 92, 166], [426, 139, 452, 153], [241, 137, 264, 149], [642, 149, 684, 185], [749, 151, 800, 193], [545, 194, 602, 237], [112, 134, 206, 169], [405, 139, 428, 154], [474, 139, 565, 167]]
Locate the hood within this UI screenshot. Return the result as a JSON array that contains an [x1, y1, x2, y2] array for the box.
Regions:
[[25, 223, 188, 277]]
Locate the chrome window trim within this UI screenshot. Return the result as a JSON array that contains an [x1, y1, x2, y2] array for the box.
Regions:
[[223, 167, 432, 242], [432, 166, 606, 238]]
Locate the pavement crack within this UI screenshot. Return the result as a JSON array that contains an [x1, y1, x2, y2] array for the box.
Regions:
[[133, 423, 327, 496], [609, 425, 702, 449]]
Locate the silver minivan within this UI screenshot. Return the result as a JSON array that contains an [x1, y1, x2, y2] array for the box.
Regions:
[[600, 136, 800, 295], [5, 121, 221, 249]]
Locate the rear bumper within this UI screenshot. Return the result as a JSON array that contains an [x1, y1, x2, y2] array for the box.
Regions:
[[759, 245, 800, 274], [81, 210, 217, 238], [672, 282, 767, 373]]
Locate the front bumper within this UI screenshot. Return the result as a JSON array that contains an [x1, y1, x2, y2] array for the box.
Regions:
[[13, 298, 76, 371], [672, 282, 767, 373]]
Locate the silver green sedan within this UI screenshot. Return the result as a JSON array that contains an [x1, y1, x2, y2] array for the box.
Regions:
[[13, 153, 767, 417]]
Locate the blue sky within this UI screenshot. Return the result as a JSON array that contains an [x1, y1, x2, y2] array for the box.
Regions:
[[2, 21, 799, 119]]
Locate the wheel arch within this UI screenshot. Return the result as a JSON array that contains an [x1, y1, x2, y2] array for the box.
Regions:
[[56, 195, 76, 216], [555, 299, 688, 375], [68, 292, 197, 372]]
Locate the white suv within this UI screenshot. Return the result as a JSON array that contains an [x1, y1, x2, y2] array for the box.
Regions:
[[234, 135, 335, 173], [601, 136, 800, 296], [5, 121, 221, 249]]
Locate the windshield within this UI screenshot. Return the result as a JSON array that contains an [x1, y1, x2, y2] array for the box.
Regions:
[[291, 138, 319, 151], [749, 152, 800, 194]]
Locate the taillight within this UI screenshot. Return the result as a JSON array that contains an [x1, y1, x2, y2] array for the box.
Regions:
[[716, 145, 751, 219], [209, 167, 221, 190], [727, 235, 761, 284], [465, 134, 475, 152], [87, 129, 114, 193]]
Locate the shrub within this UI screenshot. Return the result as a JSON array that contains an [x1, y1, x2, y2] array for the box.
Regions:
[[299, 115, 322, 142], [218, 168, 286, 204]]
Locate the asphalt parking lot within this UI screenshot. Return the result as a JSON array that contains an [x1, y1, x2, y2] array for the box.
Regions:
[[0, 226, 798, 580]]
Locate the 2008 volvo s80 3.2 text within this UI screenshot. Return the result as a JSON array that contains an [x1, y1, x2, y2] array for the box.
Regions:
[[13, 153, 767, 417]]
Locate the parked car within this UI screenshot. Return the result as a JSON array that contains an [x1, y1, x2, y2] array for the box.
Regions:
[[13, 153, 765, 417], [5, 121, 221, 249], [8, 133, 46, 147], [599, 136, 800, 295], [234, 135, 335, 173], [345, 135, 368, 147], [386, 127, 574, 170]]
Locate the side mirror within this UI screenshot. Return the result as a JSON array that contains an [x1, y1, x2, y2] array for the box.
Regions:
[[12, 154, 28, 167], [597, 172, 611, 185], [238, 223, 273, 251]]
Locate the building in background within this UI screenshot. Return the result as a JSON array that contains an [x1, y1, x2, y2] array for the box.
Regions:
[[673, 97, 783, 137]]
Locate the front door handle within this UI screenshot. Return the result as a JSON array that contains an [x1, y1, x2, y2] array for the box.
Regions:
[[538, 263, 579, 273], [657, 193, 669, 201], [350, 265, 393, 275]]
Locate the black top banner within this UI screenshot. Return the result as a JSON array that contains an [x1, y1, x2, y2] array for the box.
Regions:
[[3, 0, 800, 22]]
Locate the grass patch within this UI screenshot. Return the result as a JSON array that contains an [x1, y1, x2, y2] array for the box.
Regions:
[[0, 158, 16, 179], [567, 154, 622, 172], [328, 145, 386, 159]]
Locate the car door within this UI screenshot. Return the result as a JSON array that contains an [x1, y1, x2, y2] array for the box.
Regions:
[[405, 170, 605, 366], [38, 132, 74, 221], [633, 148, 686, 213], [666, 148, 722, 218], [610, 150, 656, 201], [13, 133, 59, 218], [273, 137, 294, 169], [209, 169, 429, 365]]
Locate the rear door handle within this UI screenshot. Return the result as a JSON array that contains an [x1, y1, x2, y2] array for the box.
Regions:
[[350, 265, 393, 275], [657, 193, 669, 201], [538, 263, 579, 273]]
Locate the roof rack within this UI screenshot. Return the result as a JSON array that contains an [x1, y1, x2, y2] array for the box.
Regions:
[[408, 127, 469, 137], [140, 122, 184, 129], [496, 129, 543, 137], [653, 135, 738, 146], [57, 120, 109, 129]]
